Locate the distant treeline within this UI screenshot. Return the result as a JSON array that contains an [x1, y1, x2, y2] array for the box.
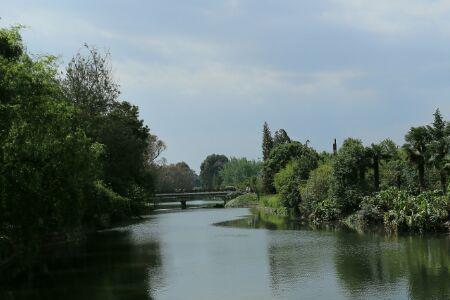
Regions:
[[0, 26, 165, 263]]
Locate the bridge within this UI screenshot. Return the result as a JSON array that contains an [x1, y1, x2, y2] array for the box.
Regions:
[[151, 191, 234, 209]]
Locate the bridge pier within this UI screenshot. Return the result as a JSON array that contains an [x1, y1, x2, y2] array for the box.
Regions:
[[180, 200, 187, 209]]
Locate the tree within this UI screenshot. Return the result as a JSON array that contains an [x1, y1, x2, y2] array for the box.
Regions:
[[331, 138, 370, 213], [404, 126, 431, 192], [263, 141, 318, 194], [156, 162, 198, 192], [62, 45, 160, 199], [200, 154, 229, 190], [427, 109, 449, 193], [262, 122, 273, 161], [219, 157, 262, 189]]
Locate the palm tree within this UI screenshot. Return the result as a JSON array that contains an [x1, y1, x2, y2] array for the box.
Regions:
[[403, 126, 431, 192], [368, 139, 397, 191]]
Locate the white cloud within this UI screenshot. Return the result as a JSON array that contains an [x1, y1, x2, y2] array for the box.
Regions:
[[323, 0, 450, 35]]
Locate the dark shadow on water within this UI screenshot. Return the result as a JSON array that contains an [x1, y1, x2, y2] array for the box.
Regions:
[[1, 229, 164, 300]]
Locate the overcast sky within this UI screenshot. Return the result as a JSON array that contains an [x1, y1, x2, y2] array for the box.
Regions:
[[2, 0, 450, 171]]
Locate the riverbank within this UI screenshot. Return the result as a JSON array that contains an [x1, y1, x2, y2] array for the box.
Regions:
[[226, 191, 450, 234]]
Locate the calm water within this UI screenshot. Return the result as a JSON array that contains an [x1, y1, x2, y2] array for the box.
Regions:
[[2, 208, 450, 300]]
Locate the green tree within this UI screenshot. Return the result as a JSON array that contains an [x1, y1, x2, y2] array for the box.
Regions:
[[200, 154, 229, 190], [273, 129, 291, 146], [262, 121, 273, 161], [156, 162, 198, 192], [403, 126, 431, 192], [331, 138, 370, 213], [219, 157, 262, 189], [427, 109, 449, 193], [263, 141, 318, 194], [367, 139, 397, 191]]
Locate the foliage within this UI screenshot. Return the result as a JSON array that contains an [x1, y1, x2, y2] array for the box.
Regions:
[[0, 27, 102, 249], [263, 141, 318, 193], [273, 129, 291, 146], [403, 126, 432, 191], [199, 154, 229, 190], [360, 188, 449, 232], [274, 161, 300, 208], [262, 121, 273, 161], [156, 162, 198, 192], [219, 157, 262, 189], [330, 138, 370, 214], [427, 109, 450, 193], [259, 194, 283, 209], [301, 163, 333, 213], [308, 198, 341, 224], [225, 193, 258, 208]]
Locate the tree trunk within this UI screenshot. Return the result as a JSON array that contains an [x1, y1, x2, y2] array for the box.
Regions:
[[373, 157, 380, 191], [418, 161, 426, 192]]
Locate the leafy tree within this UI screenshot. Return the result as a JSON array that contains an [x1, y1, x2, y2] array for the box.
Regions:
[[200, 154, 229, 190], [331, 138, 370, 213], [427, 109, 450, 193], [403, 126, 432, 192], [262, 121, 273, 161], [273, 129, 291, 146], [219, 157, 262, 189], [263, 141, 318, 194], [274, 161, 302, 208], [156, 162, 198, 192], [62, 46, 160, 199]]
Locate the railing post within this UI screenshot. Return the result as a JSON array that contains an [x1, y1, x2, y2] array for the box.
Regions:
[[181, 200, 187, 209]]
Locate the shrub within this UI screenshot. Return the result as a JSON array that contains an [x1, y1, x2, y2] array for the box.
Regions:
[[301, 163, 332, 213], [274, 161, 302, 208], [308, 198, 341, 224], [360, 188, 449, 232], [87, 181, 131, 226]]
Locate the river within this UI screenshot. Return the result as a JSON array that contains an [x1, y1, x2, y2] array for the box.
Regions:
[[2, 207, 450, 299]]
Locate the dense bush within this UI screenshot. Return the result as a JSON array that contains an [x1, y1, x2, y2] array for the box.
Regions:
[[359, 188, 449, 232], [301, 163, 332, 213], [308, 198, 341, 224], [274, 161, 302, 208]]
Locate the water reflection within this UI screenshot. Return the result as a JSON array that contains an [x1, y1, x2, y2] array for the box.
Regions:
[[2, 221, 164, 300], [2, 208, 449, 300], [219, 211, 450, 300]]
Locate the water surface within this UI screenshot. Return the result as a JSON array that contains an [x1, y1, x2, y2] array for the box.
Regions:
[[2, 208, 450, 299]]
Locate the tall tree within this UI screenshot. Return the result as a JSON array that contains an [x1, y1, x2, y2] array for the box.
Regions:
[[262, 122, 273, 161], [427, 109, 449, 193], [404, 126, 431, 192]]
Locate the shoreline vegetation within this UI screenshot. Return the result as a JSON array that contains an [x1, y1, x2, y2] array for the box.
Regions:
[[222, 113, 450, 234]]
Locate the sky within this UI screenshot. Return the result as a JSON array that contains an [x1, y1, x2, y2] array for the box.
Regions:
[[2, 0, 450, 172]]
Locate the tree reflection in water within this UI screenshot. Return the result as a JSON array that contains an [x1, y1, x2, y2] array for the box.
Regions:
[[2, 226, 165, 300]]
